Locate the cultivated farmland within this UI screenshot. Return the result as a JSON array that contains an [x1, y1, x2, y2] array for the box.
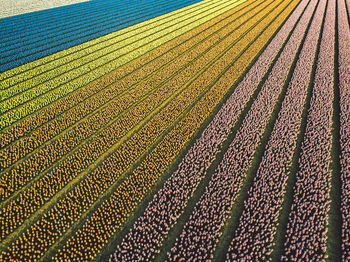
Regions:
[[0, 0, 349, 261]]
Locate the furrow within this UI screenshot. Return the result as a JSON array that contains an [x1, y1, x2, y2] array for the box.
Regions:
[[327, 0, 342, 258]]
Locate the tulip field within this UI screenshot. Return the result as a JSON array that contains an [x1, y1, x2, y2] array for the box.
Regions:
[[0, 0, 349, 261]]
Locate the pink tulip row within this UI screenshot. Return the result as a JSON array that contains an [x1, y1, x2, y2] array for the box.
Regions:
[[338, 0, 350, 259], [282, 0, 335, 260], [225, 0, 325, 259], [109, 0, 309, 260], [165, 1, 315, 259]]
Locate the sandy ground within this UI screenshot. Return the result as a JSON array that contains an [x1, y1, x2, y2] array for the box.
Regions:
[[0, 0, 90, 19]]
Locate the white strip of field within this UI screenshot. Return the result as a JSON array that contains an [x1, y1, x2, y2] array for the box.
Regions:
[[0, 0, 90, 19]]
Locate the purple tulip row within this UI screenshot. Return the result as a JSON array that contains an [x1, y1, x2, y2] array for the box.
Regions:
[[165, 0, 315, 259], [108, 0, 309, 260], [225, 0, 325, 259], [338, 0, 350, 259], [281, 0, 335, 260]]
